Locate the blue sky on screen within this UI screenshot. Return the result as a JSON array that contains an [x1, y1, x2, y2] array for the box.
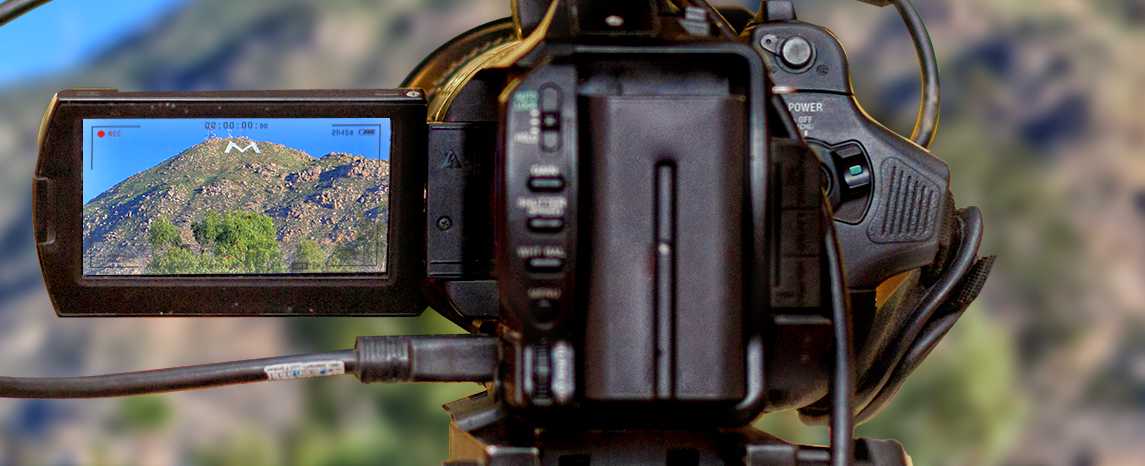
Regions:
[[82, 118, 392, 204], [0, 0, 193, 89]]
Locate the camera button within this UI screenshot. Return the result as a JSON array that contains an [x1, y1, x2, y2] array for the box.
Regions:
[[528, 175, 565, 192], [541, 86, 561, 112], [528, 217, 565, 232], [541, 113, 560, 129], [530, 298, 560, 322], [781, 36, 813, 69], [542, 129, 561, 152], [526, 257, 564, 272], [830, 142, 871, 192]]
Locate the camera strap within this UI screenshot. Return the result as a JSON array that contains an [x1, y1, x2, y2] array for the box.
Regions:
[[798, 203, 994, 425]]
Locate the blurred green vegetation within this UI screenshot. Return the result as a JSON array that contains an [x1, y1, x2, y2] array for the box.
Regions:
[[149, 211, 285, 274], [82, 311, 486, 466], [113, 396, 174, 433], [147, 209, 388, 274], [754, 305, 1026, 466]]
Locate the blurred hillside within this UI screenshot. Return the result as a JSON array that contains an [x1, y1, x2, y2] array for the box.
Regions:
[[0, 0, 1141, 465], [0, 1, 505, 465], [768, 1, 1145, 465]]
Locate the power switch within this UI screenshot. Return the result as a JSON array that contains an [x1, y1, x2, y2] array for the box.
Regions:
[[540, 86, 561, 152], [831, 142, 871, 196]]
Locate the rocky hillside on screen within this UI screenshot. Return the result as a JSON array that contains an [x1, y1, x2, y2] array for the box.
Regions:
[[82, 137, 389, 273]]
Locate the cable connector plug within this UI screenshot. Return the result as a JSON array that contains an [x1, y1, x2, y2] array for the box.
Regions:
[[354, 335, 498, 384]]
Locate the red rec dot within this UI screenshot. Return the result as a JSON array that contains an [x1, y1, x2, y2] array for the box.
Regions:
[[97, 130, 105, 138]]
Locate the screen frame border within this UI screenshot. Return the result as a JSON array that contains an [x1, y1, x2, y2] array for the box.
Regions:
[[35, 89, 427, 316]]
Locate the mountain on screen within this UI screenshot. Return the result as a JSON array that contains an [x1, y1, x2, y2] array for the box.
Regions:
[[82, 137, 389, 273]]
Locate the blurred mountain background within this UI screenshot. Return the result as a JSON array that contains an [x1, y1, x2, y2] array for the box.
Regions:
[[0, 0, 1138, 465]]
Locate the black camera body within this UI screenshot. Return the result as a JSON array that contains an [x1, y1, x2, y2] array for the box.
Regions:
[[25, 1, 991, 464], [412, 0, 953, 425]]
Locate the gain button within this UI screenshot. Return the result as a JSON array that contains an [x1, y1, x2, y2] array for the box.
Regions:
[[528, 217, 564, 232]]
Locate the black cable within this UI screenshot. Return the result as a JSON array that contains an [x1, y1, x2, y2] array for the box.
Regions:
[[855, 252, 994, 424], [0, 0, 50, 28], [852, 207, 983, 414], [890, 0, 940, 148], [825, 202, 855, 466], [0, 350, 357, 399], [0, 335, 497, 399], [854, 312, 959, 424], [731, 334, 766, 424]]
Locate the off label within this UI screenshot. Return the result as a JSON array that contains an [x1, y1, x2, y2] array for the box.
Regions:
[[787, 101, 823, 137]]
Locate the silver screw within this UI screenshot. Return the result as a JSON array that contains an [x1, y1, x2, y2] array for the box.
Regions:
[[406, 90, 421, 98], [605, 15, 624, 27]]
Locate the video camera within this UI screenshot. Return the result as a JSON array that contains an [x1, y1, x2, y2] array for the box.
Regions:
[[6, 0, 995, 465]]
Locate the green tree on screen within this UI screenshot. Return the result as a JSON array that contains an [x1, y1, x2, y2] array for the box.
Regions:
[[149, 217, 212, 274], [212, 211, 284, 273], [326, 220, 386, 270], [148, 210, 285, 274], [191, 210, 223, 253], [149, 218, 182, 250], [290, 239, 328, 271]]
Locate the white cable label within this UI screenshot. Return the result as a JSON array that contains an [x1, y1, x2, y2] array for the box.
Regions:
[[264, 360, 345, 381]]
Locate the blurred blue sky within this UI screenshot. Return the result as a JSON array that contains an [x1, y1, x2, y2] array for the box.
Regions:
[[0, 0, 192, 88]]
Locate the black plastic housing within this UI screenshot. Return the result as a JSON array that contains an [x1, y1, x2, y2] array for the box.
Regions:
[[747, 20, 951, 289], [485, 40, 780, 426], [35, 89, 427, 316]]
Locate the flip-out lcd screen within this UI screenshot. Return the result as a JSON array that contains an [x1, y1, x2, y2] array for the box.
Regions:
[[82, 118, 392, 275]]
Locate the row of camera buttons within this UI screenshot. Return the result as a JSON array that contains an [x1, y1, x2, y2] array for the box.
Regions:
[[525, 173, 565, 273], [526, 174, 566, 234]]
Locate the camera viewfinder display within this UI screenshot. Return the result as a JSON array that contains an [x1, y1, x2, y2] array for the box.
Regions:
[[82, 118, 392, 276]]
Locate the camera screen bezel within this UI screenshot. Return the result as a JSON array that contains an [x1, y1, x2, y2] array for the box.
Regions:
[[35, 89, 427, 316]]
